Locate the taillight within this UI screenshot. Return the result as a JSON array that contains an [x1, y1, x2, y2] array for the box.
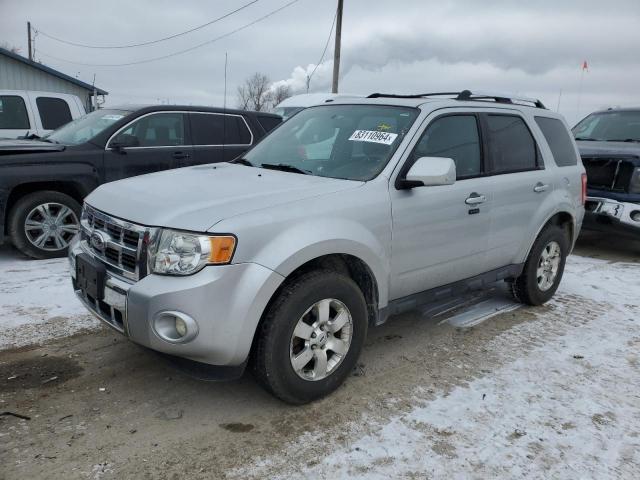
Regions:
[[581, 173, 587, 205]]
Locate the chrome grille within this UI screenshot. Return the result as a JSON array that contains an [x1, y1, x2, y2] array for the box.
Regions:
[[80, 205, 150, 282]]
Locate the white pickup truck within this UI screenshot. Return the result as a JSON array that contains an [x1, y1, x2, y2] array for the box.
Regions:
[[0, 90, 86, 139]]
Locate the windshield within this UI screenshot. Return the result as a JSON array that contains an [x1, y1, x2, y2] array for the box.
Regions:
[[242, 104, 419, 181], [272, 106, 305, 121], [573, 110, 640, 142], [44, 109, 129, 145]]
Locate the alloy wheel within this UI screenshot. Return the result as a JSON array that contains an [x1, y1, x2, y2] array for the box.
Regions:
[[289, 298, 353, 381], [24, 202, 80, 252], [537, 240, 561, 291]]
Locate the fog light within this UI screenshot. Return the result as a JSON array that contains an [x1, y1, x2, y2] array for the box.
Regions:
[[631, 210, 640, 222], [153, 311, 198, 344], [175, 317, 187, 337]]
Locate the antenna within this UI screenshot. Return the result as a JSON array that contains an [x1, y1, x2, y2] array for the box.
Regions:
[[223, 52, 228, 162]]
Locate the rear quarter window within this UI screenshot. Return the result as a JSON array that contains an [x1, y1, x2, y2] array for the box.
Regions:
[[535, 116, 578, 167], [36, 97, 73, 130], [257, 115, 282, 133]]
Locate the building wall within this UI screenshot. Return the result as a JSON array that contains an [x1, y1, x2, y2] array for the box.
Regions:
[[0, 55, 93, 111]]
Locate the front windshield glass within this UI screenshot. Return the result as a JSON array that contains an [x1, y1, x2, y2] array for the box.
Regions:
[[242, 104, 419, 181], [44, 109, 129, 145], [573, 110, 640, 142], [273, 106, 305, 121]]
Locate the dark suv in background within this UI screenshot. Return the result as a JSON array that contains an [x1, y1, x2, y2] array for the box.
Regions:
[[573, 107, 640, 238], [0, 105, 281, 259]]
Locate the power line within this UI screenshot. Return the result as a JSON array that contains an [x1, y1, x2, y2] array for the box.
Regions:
[[36, 0, 301, 68], [35, 0, 260, 49], [306, 8, 337, 90]]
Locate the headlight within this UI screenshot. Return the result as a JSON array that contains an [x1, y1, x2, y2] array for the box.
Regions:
[[149, 229, 236, 276]]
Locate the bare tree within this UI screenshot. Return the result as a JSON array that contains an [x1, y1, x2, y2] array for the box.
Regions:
[[271, 84, 292, 108], [237, 72, 273, 112]]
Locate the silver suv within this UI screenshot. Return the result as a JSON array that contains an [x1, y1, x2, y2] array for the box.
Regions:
[[69, 90, 585, 404]]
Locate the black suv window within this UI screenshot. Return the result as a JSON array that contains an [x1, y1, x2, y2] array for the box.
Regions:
[[36, 97, 72, 130], [0, 95, 30, 129], [190, 113, 252, 146], [412, 115, 482, 178], [225, 115, 252, 145], [113, 112, 185, 147], [535, 117, 577, 167], [485, 115, 537, 174]]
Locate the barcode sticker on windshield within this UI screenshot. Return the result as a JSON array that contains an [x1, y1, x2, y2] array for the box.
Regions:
[[348, 130, 398, 145]]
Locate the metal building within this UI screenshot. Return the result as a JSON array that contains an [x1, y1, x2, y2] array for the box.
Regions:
[[0, 47, 108, 111]]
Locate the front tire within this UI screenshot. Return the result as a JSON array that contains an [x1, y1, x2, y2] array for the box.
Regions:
[[251, 270, 368, 404], [511, 224, 569, 305], [8, 191, 81, 259]]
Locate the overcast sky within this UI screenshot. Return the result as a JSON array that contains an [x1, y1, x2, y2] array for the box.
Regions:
[[2, 0, 639, 125]]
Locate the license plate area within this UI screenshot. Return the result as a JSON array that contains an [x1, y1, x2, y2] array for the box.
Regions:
[[76, 253, 106, 300]]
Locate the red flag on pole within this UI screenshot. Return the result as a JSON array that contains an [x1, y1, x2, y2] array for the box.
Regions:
[[582, 60, 589, 71]]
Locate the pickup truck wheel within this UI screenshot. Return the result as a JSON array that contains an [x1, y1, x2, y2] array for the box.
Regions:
[[251, 270, 368, 404], [8, 191, 81, 259], [511, 224, 569, 305]]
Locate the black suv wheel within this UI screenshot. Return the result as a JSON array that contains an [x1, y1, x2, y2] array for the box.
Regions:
[[8, 191, 81, 259]]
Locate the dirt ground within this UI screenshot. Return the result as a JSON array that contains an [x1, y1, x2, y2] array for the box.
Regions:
[[1, 231, 639, 479]]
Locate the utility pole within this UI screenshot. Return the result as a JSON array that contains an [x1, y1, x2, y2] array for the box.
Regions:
[[27, 22, 33, 61], [331, 0, 343, 93]]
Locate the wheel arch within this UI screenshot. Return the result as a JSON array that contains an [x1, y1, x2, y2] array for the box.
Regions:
[[524, 210, 575, 261], [5, 181, 88, 231]]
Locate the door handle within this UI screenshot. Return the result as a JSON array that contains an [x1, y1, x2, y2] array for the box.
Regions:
[[533, 182, 549, 193], [465, 192, 486, 205], [172, 151, 190, 160]]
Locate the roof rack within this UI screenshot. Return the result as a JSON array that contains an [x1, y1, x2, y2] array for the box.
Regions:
[[367, 90, 547, 109]]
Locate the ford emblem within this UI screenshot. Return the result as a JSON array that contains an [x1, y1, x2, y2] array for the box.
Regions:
[[90, 231, 108, 252]]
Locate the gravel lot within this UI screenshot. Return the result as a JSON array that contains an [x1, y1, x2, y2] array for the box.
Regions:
[[1, 232, 639, 479]]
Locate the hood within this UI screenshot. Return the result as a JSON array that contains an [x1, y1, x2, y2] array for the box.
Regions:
[[86, 163, 363, 232], [0, 138, 65, 155], [576, 140, 640, 161]]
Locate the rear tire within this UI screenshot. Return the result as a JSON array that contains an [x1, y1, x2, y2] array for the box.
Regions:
[[251, 270, 368, 404], [8, 191, 81, 259], [511, 224, 569, 305]]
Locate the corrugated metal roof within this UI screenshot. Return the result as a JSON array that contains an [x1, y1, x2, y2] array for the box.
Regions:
[[0, 47, 108, 95]]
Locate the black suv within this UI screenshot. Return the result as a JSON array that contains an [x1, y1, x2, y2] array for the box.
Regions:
[[0, 105, 281, 258], [574, 107, 640, 237]]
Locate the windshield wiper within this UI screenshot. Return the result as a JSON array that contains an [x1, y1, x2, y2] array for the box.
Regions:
[[605, 139, 640, 143], [230, 157, 254, 166], [260, 163, 311, 175], [574, 137, 599, 141]]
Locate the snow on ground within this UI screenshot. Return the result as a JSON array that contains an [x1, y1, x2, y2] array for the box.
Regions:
[[0, 246, 98, 349], [238, 255, 640, 479], [1, 243, 639, 477]]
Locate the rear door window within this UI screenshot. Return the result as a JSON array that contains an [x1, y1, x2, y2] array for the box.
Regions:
[[535, 116, 578, 166], [0, 95, 30, 129], [190, 113, 252, 145], [485, 115, 538, 174], [224, 115, 252, 145], [36, 97, 73, 130]]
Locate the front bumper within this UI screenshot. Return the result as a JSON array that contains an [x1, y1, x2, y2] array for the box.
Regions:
[[69, 237, 284, 367], [582, 196, 640, 237]]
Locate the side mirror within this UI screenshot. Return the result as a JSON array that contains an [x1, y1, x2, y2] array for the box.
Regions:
[[402, 156, 456, 188], [110, 133, 139, 151]]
